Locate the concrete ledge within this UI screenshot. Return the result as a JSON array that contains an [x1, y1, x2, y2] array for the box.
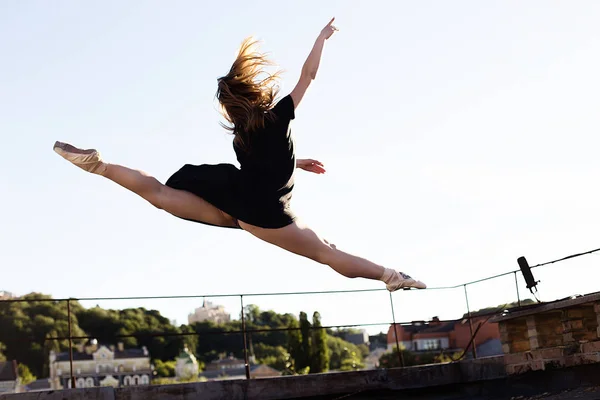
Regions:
[[0, 357, 506, 400], [0, 387, 115, 400], [491, 292, 600, 323]]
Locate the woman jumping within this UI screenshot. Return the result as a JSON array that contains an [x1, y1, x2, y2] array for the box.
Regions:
[[53, 18, 426, 292]]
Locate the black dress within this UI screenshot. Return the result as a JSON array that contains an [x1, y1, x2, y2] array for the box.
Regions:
[[165, 95, 297, 229]]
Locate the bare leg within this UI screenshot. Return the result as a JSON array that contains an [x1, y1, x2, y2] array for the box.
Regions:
[[103, 164, 238, 227], [54, 141, 238, 228], [238, 219, 426, 290]]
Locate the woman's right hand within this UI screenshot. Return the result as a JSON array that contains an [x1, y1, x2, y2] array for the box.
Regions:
[[320, 17, 339, 40]]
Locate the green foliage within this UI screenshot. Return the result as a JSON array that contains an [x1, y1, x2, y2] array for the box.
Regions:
[[327, 328, 362, 338], [153, 359, 176, 377], [77, 306, 186, 363], [178, 375, 207, 383], [151, 377, 176, 385], [297, 312, 312, 372], [286, 319, 302, 373], [434, 351, 463, 363], [0, 295, 193, 379], [0, 294, 86, 378], [0, 296, 369, 380], [243, 305, 297, 348], [252, 343, 289, 371], [379, 349, 437, 368], [327, 336, 364, 371], [357, 344, 370, 359], [17, 364, 36, 385], [188, 320, 245, 362], [0, 342, 6, 362], [310, 312, 329, 373]]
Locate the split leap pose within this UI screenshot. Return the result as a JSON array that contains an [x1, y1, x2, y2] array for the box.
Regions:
[[53, 18, 426, 291]]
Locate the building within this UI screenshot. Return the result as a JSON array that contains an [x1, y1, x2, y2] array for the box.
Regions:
[[0, 361, 18, 394], [0, 291, 15, 300], [188, 300, 231, 325], [386, 316, 501, 356], [344, 330, 370, 346], [199, 354, 281, 381], [49, 340, 152, 389], [175, 347, 199, 381]]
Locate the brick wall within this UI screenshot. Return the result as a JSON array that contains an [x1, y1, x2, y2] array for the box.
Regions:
[[499, 300, 600, 375]]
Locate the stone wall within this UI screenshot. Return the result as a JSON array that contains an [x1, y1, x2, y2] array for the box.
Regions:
[[492, 293, 600, 375]]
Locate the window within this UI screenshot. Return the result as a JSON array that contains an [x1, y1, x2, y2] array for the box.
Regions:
[[140, 375, 150, 385], [422, 340, 441, 350], [85, 377, 94, 387], [123, 376, 131, 386]]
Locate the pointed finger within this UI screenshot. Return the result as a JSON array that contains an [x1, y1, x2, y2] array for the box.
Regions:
[[328, 17, 335, 26]]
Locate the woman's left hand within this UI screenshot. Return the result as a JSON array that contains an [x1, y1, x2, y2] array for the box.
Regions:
[[297, 159, 326, 174]]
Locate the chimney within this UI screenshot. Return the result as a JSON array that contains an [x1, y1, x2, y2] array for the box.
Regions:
[[118, 342, 124, 352], [430, 316, 441, 326]]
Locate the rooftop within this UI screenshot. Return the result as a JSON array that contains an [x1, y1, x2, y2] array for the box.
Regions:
[[4, 358, 600, 400]]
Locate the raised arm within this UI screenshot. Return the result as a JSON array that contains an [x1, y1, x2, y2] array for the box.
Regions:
[[289, 18, 338, 108]]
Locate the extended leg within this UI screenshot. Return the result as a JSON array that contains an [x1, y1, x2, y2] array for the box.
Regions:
[[53, 141, 238, 228], [238, 219, 426, 291]]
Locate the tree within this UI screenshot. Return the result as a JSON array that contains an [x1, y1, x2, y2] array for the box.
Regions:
[[153, 360, 176, 377], [17, 364, 36, 385], [179, 325, 197, 357], [339, 346, 364, 371], [77, 306, 187, 363], [327, 336, 365, 371], [286, 319, 302, 373], [189, 320, 245, 362], [0, 342, 6, 362], [357, 344, 370, 359], [310, 312, 329, 373], [253, 343, 290, 371], [296, 312, 312, 372], [0, 294, 86, 378]]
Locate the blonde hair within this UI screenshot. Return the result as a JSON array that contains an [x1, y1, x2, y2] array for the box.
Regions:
[[216, 37, 281, 150]]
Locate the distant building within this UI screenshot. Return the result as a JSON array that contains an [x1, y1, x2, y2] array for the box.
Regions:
[[386, 316, 501, 357], [199, 354, 281, 381], [175, 347, 199, 381], [188, 300, 231, 325], [0, 291, 15, 300], [344, 330, 370, 346], [0, 361, 18, 394], [49, 340, 152, 389]]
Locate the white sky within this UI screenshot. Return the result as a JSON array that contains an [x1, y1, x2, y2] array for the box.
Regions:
[[2, 1, 600, 336]]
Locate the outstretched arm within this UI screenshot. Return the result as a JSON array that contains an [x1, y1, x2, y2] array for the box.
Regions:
[[290, 18, 338, 108]]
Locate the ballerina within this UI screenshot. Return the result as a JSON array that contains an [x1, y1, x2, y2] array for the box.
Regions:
[[53, 18, 426, 292]]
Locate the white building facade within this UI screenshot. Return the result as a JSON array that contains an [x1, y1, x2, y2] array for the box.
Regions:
[[188, 300, 231, 324], [49, 342, 152, 389]]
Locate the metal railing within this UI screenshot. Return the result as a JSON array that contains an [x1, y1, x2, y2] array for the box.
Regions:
[[1, 246, 598, 388]]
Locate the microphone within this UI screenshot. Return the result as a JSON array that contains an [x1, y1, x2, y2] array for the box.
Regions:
[[517, 256, 539, 295]]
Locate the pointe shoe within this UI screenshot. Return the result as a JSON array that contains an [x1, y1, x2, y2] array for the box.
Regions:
[[386, 271, 427, 292], [53, 141, 107, 175]]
